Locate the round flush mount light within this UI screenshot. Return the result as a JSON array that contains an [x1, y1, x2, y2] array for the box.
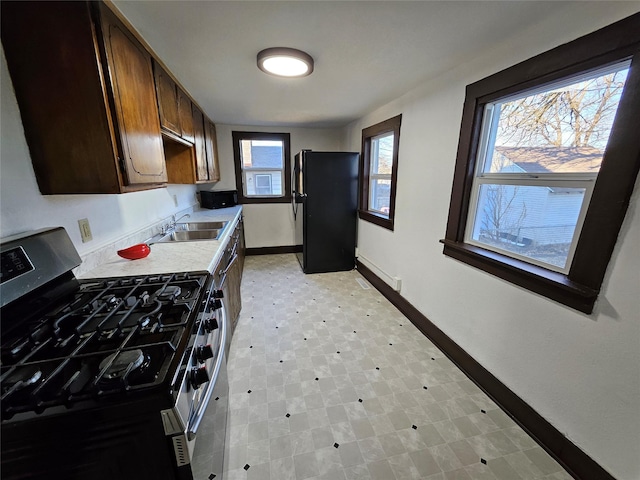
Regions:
[[257, 47, 314, 78]]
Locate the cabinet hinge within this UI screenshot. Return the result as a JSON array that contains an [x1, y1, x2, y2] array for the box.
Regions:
[[117, 156, 126, 174]]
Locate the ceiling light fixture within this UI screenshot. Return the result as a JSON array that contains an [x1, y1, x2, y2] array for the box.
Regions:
[[257, 47, 314, 78]]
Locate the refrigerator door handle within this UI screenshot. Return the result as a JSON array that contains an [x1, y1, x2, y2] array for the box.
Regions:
[[292, 169, 298, 219]]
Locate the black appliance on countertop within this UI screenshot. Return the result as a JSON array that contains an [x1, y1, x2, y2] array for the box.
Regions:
[[0, 227, 229, 480], [200, 190, 238, 210], [293, 150, 359, 273]]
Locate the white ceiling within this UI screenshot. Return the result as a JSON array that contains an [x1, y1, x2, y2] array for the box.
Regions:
[[112, 1, 634, 128]]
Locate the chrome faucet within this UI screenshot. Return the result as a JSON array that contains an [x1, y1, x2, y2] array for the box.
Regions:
[[161, 213, 191, 235], [174, 213, 191, 225]]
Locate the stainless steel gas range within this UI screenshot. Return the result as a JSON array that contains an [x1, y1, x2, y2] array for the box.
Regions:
[[1, 227, 228, 480]]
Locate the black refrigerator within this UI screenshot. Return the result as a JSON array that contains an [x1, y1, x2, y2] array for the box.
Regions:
[[293, 150, 359, 273]]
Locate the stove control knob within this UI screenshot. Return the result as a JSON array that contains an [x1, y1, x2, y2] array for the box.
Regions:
[[209, 298, 223, 310], [196, 344, 215, 363], [203, 317, 219, 333], [212, 289, 224, 299], [190, 366, 209, 389]]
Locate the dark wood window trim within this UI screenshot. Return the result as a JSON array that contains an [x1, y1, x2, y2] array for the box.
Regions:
[[232, 131, 292, 204], [359, 114, 402, 230], [442, 13, 640, 314]]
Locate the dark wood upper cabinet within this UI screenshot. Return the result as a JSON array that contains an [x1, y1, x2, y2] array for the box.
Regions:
[[164, 110, 220, 185], [153, 60, 197, 146], [153, 63, 181, 136], [178, 89, 195, 143], [99, 5, 167, 186], [205, 120, 221, 182], [0, 1, 167, 194], [192, 106, 209, 182]]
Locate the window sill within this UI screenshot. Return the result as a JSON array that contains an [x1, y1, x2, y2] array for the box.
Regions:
[[359, 210, 394, 230], [440, 239, 598, 314]]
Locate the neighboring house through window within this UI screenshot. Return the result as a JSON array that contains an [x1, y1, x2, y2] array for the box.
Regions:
[[232, 131, 291, 203], [359, 114, 402, 230], [254, 174, 273, 195], [442, 14, 640, 313]]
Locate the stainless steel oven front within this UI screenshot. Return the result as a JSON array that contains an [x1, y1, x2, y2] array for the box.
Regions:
[[161, 282, 229, 480]]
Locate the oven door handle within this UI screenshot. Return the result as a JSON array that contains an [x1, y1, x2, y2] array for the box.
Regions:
[[187, 302, 227, 441]]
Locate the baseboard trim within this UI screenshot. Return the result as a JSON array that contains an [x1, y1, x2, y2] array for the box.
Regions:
[[246, 245, 302, 256], [355, 259, 614, 480]]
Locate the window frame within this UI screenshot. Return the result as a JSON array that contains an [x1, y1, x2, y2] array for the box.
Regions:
[[442, 14, 640, 314], [359, 114, 402, 230], [232, 131, 292, 204], [254, 173, 273, 196]]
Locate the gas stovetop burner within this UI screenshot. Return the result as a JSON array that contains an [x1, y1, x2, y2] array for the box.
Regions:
[[100, 294, 121, 311], [157, 285, 181, 301], [98, 349, 149, 382]]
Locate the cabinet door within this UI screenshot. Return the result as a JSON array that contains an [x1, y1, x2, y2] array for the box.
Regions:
[[226, 253, 242, 329], [204, 120, 221, 182], [153, 63, 181, 136], [192, 106, 208, 182], [100, 7, 167, 185], [1, 1, 123, 194], [178, 89, 195, 143]]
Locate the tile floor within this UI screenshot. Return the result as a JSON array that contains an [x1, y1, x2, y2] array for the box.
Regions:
[[224, 254, 573, 480]]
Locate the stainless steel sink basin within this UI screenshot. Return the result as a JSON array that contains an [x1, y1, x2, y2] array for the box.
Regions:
[[176, 221, 228, 231], [147, 219, 230, 244], [154, 230, 222, 243]]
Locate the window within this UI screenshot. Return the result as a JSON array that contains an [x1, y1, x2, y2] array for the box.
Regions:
[[254, 174, 273, 195], [232, 131, 291, 203], [359, 115, 402, 230], [467, 64, 629, 274], [442, 15, 640, 314]]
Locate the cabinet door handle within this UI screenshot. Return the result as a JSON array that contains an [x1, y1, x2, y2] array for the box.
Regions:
[[219, 252, 238, 278]]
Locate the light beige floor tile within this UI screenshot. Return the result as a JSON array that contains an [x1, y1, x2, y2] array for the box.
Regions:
[[293, 450, 320, 479], [367, 459, 398, 480], [357, 436, 387, 464], [523, 447, 564, 475], [388, 452, 422, 479], [487, 456, 525, 480]]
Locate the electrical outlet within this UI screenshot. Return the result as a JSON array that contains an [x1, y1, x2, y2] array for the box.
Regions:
[[78, 218, 93, 243], [172, 194, 178, 207]]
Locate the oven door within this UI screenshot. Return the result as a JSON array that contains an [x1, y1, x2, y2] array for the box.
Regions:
[[188, 304, 229, 480], [165, 299, 229, 480]]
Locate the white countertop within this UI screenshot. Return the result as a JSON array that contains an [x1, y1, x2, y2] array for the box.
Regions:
[[77, 206, 242, 279]]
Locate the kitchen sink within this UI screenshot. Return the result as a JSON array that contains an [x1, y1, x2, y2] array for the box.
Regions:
[[176, 221, 228, 231], [149, 220, 230, 243], [154, 230, 222, 243]]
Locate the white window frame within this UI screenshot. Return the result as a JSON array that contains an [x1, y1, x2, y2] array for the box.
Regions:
[[359, 114, 402, 231], [368, 132, 394, 215], [464, 63, 628, 274], [240, 142, 283, 198], [232, 131, 292, 204], [254, 173, 273, 196]]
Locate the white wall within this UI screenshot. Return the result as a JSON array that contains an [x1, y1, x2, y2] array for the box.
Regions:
[[208, 124, 344, 248], [0, 49, 198, 258], [344, 4, 640, 480]]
